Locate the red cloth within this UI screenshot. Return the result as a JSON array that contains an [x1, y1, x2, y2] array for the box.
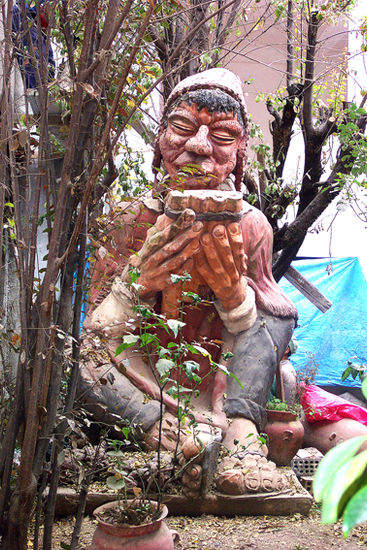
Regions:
[[300, 384, 367, 425]]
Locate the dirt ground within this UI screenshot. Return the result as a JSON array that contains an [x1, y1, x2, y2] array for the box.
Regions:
[[52, 506, 367, 550]]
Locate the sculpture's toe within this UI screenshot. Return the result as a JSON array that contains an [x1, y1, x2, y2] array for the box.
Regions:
[[216, 453, 287, 494]]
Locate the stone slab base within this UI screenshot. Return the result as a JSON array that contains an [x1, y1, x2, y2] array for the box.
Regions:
[[55, 470, 312, 518]]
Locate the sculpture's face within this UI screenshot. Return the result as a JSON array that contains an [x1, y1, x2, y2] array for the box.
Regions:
[[159, 101, 245, 190]]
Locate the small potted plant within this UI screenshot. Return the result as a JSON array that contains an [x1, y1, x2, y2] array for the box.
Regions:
[[88, 435, 177, 550], [265, 397, 304, 466]]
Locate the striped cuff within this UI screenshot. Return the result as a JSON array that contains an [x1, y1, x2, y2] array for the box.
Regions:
[[215, 286, 257, 335]]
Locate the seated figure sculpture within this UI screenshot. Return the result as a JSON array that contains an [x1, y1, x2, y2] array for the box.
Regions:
[[82, 68, 298, 497]]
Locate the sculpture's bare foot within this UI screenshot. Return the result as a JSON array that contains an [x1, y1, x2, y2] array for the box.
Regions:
[[179, 423, 221, 498], [216, 452, 286, 495], [145, 412, 188, 452]]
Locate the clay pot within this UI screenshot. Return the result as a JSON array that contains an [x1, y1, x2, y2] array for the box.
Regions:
[[88, 500, 177, 550], [265, 409, 304, 466]]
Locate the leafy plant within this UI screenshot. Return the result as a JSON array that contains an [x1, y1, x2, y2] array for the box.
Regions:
[[266, 396, 302, 417], [313, 377, 367, 536], [296, 353, 319, 388], [104, 268, 243, 524], [342, 360, 367, 383], [104, 436, 160, 525]]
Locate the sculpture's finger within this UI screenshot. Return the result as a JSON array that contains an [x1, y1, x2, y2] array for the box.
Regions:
[[200, 233, 232, 288], [182, 472, 201, 490], [182, 487, 200, 499], [215, 468, 246, 495], [194, 252, 219, 290], [227, 222, 246, 275], [148, 223, 202, 269], [155, 208, 199, 247], [144, 257, 194, 293], [136, 209, 198, 264], [158, 239, 201, 274], [212, 225, 239, 283], [169, 207, 197, 234]]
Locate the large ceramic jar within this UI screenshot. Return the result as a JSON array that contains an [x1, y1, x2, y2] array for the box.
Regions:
[[88, 500, 175, 550], [265, 409, 304, 466]]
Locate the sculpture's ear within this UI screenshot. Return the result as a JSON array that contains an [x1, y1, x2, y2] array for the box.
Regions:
[[234, 133, 248, 191]]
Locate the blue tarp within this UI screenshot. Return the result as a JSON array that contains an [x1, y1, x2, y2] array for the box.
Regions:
[[279, 257, 367, 388]]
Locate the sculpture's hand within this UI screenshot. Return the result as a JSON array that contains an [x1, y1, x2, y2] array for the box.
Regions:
[[195, 222, 247, 310], [129, 209, 203, 298]]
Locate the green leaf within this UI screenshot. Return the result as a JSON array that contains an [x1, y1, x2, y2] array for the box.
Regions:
[[362, 378, 367, 400], [140, 333, 157, 347], [182, 291, 200, 303], [191, 344, 210, 358], [216, 362, 230, 376], [106, 449, 124, 457], [123, 334, 140, 345], [122, 427, 131, 439], [166, 386, 178, 399], [170, 273, 191, 284], [106, 476, 125, 490], [115, 334, 140, 356], [167, 319, 185, 337], [228, 371, 244, 389], [313, 436, 367, 502], [342, 483, 367, 536], [128, 267, 141, 284], [155, 358, 175, 376], [320, 449, 367, 524], [185, 343, 199, 354], [182, 360, 200, 380], [57, 450, 66, 467], [214, 362, 243, 389], [341, 366, 352, 382]]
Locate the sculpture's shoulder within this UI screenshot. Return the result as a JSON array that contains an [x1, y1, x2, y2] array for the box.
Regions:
[[105, 193, 163, 251], [242, 202, 269, 224], [240, 202, 273, 251], [111, 193, 162, 227], [88, 193, 162, 305], [240, 202, 297, 320]]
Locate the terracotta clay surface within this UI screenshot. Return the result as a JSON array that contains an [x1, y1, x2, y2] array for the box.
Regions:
[[81, 68, 298, 500], [88, 502, 174, 550]]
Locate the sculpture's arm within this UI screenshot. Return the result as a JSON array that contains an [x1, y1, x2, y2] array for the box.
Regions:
[[85, 208, 205, 338]]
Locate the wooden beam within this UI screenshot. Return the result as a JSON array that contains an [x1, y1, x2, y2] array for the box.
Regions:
[[284, 265, 332, 313]]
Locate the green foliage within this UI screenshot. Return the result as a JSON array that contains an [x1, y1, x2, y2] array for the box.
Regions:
[[266, 396, 302, 416], [313, 378, 367, 536], [115, 147, 152, 197], [336, 105, 367, 185], [114, 267, 244, 459], [342, 360, 367, 382]]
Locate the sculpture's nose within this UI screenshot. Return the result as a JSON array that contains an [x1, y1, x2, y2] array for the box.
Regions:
[[185, 125, 213, 156]]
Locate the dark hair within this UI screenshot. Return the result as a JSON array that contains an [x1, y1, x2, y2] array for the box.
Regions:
[[169, 89, 245, 131]]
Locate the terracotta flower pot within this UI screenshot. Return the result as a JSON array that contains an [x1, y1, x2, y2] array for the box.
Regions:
[[88, 500, 177, 550], [265, 409, 304, 466]]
